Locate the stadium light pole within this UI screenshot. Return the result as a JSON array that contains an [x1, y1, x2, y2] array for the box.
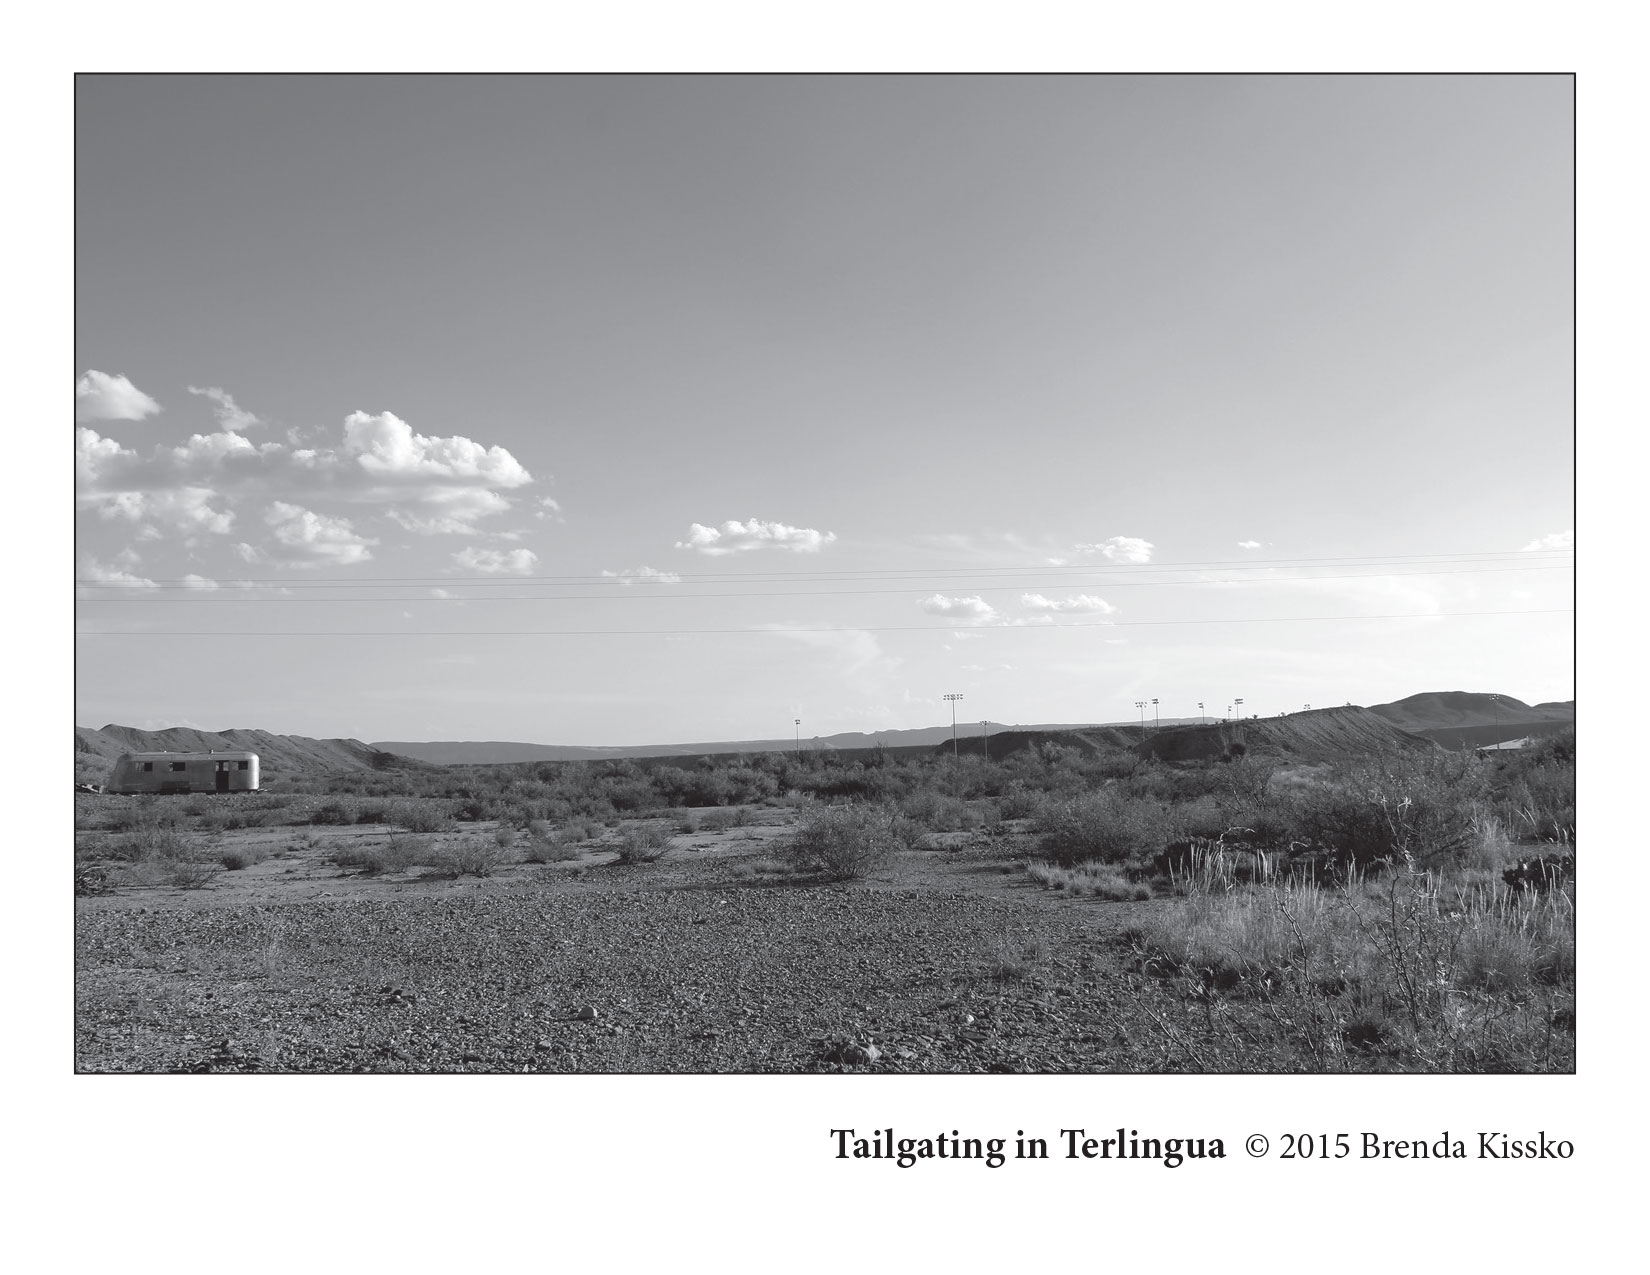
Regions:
[[1152, 698, 1160, 734], [944, 693, 964, 758], [1198, 701, 1205, 724], [794, 719, 801, 753], [980, 720, 990, 762], [1235, 697, 1244, 720], [1134, 700, 1146, 733]]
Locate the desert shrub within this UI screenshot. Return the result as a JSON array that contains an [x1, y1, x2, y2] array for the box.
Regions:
[[782, 804, 905, 881], [521, 833, 581, 864], [615, 822, 671, 864], [164, 857, 223, 890], [331, 835, 425, 876], [106, 822, 194, 863], [563, 817, 605, 842], [493, 824, 518, 848], [310, 800, 354, 826], [898, 789, 968, 832], [432, 838, 512, 877], [390, 800, 453, 834], [1036, 792, 1161, 867], [984, 927, 1048, 982], [1281, 766, 1476, 870], [217, 844, 271, 871], [698, 807, 750, 832]]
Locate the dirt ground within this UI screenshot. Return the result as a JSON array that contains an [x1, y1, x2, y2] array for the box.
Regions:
[[75, 807, 1171, 1074]]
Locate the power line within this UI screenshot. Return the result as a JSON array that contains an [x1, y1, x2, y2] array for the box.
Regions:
[[74, 607, 1573, 637]]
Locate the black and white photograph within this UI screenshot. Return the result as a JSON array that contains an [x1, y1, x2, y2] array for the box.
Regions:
[[73, 71, 1575, 1078], [40, 25, 1629, 1267]]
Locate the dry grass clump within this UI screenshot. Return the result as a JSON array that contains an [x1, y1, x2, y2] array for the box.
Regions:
[[1134, 863, 1575, 1071], [1026, 860, 1151, 901]]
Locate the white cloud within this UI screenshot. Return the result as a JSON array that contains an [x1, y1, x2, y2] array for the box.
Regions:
[[84, 484, 235, 537], [1021, 593, 1116, 614], [76, 370, 161, 422], [452, 546, 539, 574], [1073, 535, 1154, 564], [1237, 540, 1263, 550], [919, 594, 1000, 623], [264, 501, 375, 566], [180, 574, 219, 591], [78, 554, 156, 589], [188, 385, 262, 431], [601, 566, 683, 586], [676, 519, 836, 555], [342, 411, 532, 487], [75, 408, 538, 549], [385, 488, 513, 535], [1521, 530, 1574, 551], [535, 497, 563, 521]]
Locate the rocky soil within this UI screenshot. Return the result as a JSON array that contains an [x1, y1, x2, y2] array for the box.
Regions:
[[76, 837, 1180, 1074]]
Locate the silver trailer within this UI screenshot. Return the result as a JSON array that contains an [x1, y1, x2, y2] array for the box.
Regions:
[[107, 750, 261, 795]]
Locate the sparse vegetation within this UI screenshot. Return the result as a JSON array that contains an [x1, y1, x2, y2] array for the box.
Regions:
[[782, 804, 904, 881]]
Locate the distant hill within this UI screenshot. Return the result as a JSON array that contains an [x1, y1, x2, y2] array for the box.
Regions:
[[1135, 707, 1437, 764], [75, 725, 433, 786], [1365, 691, 1574, 751], [371, 723, 1117, 765]]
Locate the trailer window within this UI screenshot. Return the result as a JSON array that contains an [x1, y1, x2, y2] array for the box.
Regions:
[[237, 761, 249, 770], [141, 762, 153, 773], [170, 762, 187, 772]]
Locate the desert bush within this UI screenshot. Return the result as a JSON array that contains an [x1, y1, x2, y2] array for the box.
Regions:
[[521, 833, 581, 864], [1036, 792, 1160, 866], [615, 822, 671, 864], [217, 844, 271, 871], [432, 838, 512, 877], [390, 800, 453, 834], [164, 857, 223, 890], [984, 927, 1048, 982], [698, 807, 750, 832], [330, 835, 425, 876], [782, 804, 905, 881]]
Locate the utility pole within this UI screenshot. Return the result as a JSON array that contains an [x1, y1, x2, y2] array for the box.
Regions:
[[980, 720, 990, 761], [944, 693, 964, 758]]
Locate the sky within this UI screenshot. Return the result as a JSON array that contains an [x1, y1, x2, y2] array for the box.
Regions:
[[74, 74, 1574, 746]]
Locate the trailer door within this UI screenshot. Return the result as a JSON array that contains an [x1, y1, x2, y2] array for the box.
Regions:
[[215, 761, 230, 792]]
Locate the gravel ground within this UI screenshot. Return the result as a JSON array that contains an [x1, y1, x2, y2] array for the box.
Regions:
[[76, 867, 1171, 1073]]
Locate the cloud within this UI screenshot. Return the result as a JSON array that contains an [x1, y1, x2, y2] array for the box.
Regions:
[[78, 552, 156, 589], [676, 519, 836, 555], [1073, 535, 1154, 564], [83, 484, 235, 537], [918, 594, 1000, 623], [264, 501, 376, 566], [180, 574, 219, 590], [75, 407, 538, 551], [188, 385, 262, 431], [601, 566, 683, 585], [1021, 592, 1116, 614], [76, 370, 161, 422], [341, 411, 532, 487], [452, 546, 539, 574], [1521, 530, 1574, 551], [1237, 540, 1263, 550]]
